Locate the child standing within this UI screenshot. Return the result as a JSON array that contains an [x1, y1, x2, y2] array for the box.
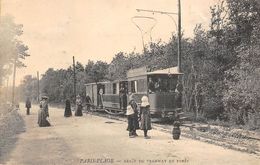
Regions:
[[139, 96, 152, 139], [126, 94, 139, 138]]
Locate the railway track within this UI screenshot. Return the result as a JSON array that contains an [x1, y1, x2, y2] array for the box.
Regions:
[[86, 109, 260, 156]]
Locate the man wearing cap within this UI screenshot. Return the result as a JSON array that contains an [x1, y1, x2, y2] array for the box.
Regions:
[[25, 97, 31, 115]]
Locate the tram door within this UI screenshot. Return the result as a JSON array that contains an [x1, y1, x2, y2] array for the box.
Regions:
[[119, 81, 128, 110], [93, 84, 98, 107], [86, 84, 94, 105], [97, 84, 105, 108]]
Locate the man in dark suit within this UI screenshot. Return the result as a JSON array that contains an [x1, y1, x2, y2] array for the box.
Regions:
[[25, 98, 31, 115]]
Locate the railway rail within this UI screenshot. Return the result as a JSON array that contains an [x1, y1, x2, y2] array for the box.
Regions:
[[86, 108, 260, 156]]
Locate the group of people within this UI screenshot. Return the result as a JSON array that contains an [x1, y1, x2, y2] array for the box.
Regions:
[[148, 77, 166, 93], [24, 94, 93, 128], [126, 94, 152, 139], [26, 92, 152, 138], [64, 94, 93, 117], [25, 96, 51, 127]]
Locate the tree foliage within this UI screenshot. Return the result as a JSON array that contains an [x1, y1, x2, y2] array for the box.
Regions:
[[222, 0, 260, 127], [0, 15, 29, 86]]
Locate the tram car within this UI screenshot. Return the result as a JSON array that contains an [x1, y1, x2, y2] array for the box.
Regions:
[[85, 66, 183, 118], [85, 82, 106, 110], [85, 80, 128, 113], [127, 66, 183, 118]]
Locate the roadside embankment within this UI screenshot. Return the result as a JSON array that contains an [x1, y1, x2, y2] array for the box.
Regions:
[[0, 105, 25, 161]]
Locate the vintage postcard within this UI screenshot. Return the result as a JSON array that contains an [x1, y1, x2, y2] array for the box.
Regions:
[[0, 0, 259, 165]]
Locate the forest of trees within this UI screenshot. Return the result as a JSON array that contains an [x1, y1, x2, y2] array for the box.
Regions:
[[19, 0, 260, 128], [0, 15, 29, 102]]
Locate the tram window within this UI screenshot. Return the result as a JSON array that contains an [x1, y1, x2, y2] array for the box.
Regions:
[[138, 79, 146, 92], [152, 76, 174, 92], [130, 81, 137, 93], [116, 83, 120, 94], [169, 77, 178, 92], [112, 83, 117, 94], [124, 83, 128, 93], [106, 83, 112, 94]]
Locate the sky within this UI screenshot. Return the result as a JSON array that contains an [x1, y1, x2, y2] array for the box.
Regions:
[[2, 0, 218, 85]]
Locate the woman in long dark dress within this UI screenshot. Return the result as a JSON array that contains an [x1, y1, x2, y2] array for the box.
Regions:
[[38, 96, 51, 127], [75, 95, 83, 116], [64, 99, 72, 117], [139, 96, 152, 139]]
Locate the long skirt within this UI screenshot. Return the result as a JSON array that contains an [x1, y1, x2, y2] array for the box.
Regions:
[[26, 108, 30, 115], [127, 113, 140, 131], [75, 105, 83, 116], [64, 107, 72, 117], [140, 111, 152, 130], [38, 109, 51, 127]]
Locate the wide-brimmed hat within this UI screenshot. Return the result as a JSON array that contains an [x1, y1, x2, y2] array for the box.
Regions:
[[76, 95, 81, 98], [41, 96, 48, 100], [141, 96, 149, 107]]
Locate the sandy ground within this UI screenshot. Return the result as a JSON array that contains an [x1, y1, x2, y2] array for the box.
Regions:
[[0, 104, 259, 165]]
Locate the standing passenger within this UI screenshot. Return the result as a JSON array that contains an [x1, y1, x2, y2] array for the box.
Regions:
[[64, 99, 72, 117], [75, 95, 83, 116], [119, 84, 127, 109], [148, 77, 155, 93], [25, 97, 31, 115], [98, 88, 104, 109], [155, 78, 164, 92], [139, 96, 152, 139], [175, 83, 183, 108]]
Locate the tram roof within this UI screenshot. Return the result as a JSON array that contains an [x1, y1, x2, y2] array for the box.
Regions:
[[147, 67, 183, 75], [84, 80, 127, 86], [127, 66, 183, 78], [84, 81, 110, 86]]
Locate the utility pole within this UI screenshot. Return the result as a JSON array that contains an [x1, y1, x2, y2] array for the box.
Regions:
[[177, 0, 182, 73], [0, 0, 2, 20], [136, 0, 182, 72], [73, 56, 76, 103], [6, 77, 9, 102], [37, 71, 40, 102], [12, 54, 18, 105], [0, 0, 2, 23]]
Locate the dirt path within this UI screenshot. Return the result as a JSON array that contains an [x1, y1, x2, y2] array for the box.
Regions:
[[1, 105, 259, 165], [1, 106, 77, 165]]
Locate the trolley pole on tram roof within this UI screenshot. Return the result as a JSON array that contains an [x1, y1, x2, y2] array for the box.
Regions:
[[136, 0, 182, 73], [0, 0, 2, 22], [73, 56, 76, 103]]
